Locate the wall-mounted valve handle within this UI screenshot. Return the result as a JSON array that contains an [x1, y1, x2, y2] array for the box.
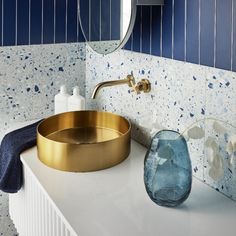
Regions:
[[135, 79, 151, 93], [127, 75, 140, 95], [129, 77, 151, 95], [127, 75, 151, 94]]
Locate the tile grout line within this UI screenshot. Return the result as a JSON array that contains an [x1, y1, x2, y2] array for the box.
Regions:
[[41, 0, 44, 44], [54, 0, 56, 44], [214, 0, 217, 68], [1, 0, 3, 46], [199, 0, 201, 65], [172, 0, 174, 59], [89, 0, 91, 41], [99, 0, 101, 41], [77, 0, 79, 42], [65, 0, 68, 43], [140, 6, 142, 53], [231, 0, 234, 71], [160, 5, 163, 57], [109, 0, 111, 40], [29, 0, 31, 44], [15, 0, 18, 45], [184, 0, 187, 61], [150, 6, 152, 55]]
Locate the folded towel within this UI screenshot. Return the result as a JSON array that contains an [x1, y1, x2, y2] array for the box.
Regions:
[[0, 120, 43, 193]]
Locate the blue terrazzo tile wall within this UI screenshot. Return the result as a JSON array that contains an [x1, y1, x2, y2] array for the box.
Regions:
[[0, 42, 86, 235], [85, 46, 236, 202]]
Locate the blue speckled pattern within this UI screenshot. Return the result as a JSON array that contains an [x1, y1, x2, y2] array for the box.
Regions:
[[0, 43, 86, 138], [0, 42, 235, 234], [85, 46, 236, 201], [0, 43, 86, 235]]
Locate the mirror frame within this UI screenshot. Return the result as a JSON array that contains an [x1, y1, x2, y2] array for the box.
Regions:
[[78, 0, 137, 55]]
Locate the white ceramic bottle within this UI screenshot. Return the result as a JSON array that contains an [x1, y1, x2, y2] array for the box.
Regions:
[[54, 85, 70, 114], [68, 86, 85, 111]]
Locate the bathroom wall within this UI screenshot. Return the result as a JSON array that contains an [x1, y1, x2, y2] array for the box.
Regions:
[[0, 42, 86, 236], [1, 0, 236, 72], [0, 0, 85, 46], [125, 0, 236, 72], [85, 46, 236, 201], [80, 0, 121, 41], [84, 0, 236, 201], [0, 2, 235, 235], [0, 43, 86, 138]]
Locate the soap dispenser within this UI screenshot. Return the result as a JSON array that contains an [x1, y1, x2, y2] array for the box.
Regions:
[[54, 85, 70, 114], [68, 86, 85, 111]]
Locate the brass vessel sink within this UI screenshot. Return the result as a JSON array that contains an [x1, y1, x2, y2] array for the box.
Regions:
[[37, 111, 131, 172]]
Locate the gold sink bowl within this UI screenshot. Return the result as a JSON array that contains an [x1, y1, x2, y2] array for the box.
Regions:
[[37, 111, 131, 172]]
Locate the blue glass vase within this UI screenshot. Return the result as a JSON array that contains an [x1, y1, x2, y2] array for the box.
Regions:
[[144, 130, 192, 207]]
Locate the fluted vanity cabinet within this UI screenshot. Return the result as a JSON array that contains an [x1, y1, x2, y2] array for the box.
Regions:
[[8, 123, 236, 236]]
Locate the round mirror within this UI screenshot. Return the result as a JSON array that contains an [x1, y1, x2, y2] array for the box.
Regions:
[[78, 0, 137, 55]]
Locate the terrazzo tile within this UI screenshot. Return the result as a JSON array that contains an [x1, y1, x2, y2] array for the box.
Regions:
[[0, 192, 17, 236], [0, 43, 86, 132], [203, 119, 236, 200], [205, 68, 236, 125], [1, 39, 236, 236], [86, 47, 207, 181], [0, 42, 86, 235], [86, 46, 236, 201], [203, 68, 236, 199]]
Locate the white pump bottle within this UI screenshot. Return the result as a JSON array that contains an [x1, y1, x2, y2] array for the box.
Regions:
[[54, 85, 70, 114], [68, 86, 85, 111]]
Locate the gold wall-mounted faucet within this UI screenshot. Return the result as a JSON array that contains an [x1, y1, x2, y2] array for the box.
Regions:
[[91, 75, 151, 99]]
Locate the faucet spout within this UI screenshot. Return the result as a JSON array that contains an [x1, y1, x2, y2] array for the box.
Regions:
[[91, 75, 135, 99]]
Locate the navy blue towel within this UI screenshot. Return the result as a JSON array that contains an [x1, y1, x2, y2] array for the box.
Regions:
[[0, 120, 43, 193]]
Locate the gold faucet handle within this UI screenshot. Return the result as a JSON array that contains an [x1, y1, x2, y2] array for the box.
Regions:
[[127, 75, 140, 95], [127, 75, 151, 95], [135, 79, 151, 93], [127, 75, 135, 87]]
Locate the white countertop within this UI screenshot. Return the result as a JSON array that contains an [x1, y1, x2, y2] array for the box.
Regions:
[[20, 140, 236, 236]]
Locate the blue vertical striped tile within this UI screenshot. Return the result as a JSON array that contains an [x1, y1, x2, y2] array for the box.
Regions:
[[173, 0, 185, 61], [124, 35, 132, 50], [162, 0, 173, 58], [67, 0, 78, 43], [111, 0, 120, 40], [30, 0, 42, 44], [0, 0, 234, 74], [0, 0, 2, 46], [55, 0, 66, 43], [78, 24, 85, 42], [79, 0, 89, 41], [151, 6, 161, 56], [132, 6, 141, 53], [3, 0, 16, 46], [233, 0, 236, 72], [186, 0, 199, 64], [141, 6, 151, 54], [43, 0, 54, 44], [101, 0, 110, 41], [215, 0, 232, 70], [91, 0, 100, 41], [200, 0, 215, 67], [17, 0, 29, 45]]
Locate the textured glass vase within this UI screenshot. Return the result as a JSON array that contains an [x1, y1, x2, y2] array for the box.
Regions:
[[144, 130, 192, 207]]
